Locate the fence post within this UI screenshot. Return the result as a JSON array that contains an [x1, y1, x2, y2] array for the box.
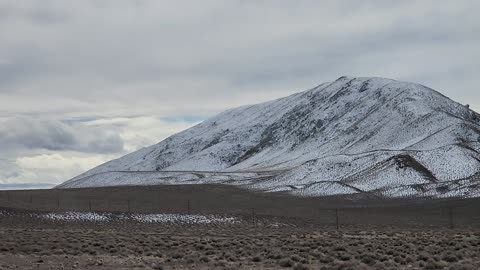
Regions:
[[449, 207, 454, 229], [335, 208, 339, 230], [127, 200, 131, 213], [251, 208, 255, 225], [318, 208, 321, 223], [157, 192, 161, 213], [57, 194, 60, 209], [89, 200, 92, 211], [187, 199, 190, 215]]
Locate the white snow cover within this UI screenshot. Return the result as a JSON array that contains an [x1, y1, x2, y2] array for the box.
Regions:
[[57, 77, 480, 199], [37, 212, 239, 224], [40, 212, 110, 222], [131, 214, 238, 224]]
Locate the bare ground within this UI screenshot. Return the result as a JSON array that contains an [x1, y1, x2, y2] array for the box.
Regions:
[[1, 185, 480, 269], [0, 209, 479, 269]]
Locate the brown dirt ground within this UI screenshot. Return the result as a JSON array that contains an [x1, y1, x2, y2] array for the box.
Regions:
[[0, 210, 479, 269], [1, 185, 480, 269]]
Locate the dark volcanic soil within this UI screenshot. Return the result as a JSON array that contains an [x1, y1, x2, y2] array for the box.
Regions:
[[0, 208, 480, 270]]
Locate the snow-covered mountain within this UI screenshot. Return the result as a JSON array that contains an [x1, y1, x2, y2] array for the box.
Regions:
[[57, 77, 480, 198]]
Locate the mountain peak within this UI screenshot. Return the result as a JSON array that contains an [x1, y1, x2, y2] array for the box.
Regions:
[[58, 77, 480, 199]]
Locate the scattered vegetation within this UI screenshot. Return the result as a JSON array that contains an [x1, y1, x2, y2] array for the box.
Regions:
[[0, 209, 479, 269]]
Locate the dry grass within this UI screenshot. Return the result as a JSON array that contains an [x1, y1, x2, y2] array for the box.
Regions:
[[0, 216, 479, 269]]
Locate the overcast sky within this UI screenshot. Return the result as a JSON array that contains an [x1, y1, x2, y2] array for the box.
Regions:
[[0, 0, 479, 188]]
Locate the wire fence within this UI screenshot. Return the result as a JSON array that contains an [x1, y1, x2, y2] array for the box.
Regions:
[[0, 188, 479, 229]]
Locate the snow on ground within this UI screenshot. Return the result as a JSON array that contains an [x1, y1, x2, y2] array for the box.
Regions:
[[39, 212, 110, 222], [293, 182, 357, 197], [131, 214, 239, 224], [413, 144, 480, 181], [35, 211, 240, 224], [57, 76, 480, 199]]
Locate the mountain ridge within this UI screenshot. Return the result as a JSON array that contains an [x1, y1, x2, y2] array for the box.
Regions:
[[57, 76, 480, 199]]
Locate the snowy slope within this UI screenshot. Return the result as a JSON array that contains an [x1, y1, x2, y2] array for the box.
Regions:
[[57, 77, 480, 198]]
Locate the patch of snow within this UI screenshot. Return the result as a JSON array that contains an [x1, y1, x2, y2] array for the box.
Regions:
[[35, 211, 240, 224], [39, 212, 110, 222], [131, 214, 239, 224]]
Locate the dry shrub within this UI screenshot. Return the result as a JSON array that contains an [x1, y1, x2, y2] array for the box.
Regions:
[[291, 254, 302, 262], [293, 263, 309, 270], [279, 259, 294, 267], [199, 256, 210, 263], [424, 259, 446, 270], [151, 265, 164, 270], [336, 252, 351, 261], [171, 252, 183, 259], [360, 254, 375, 265], [442, 253, 458, 262], [252, 256, 262, 262], [318, 255, 333, 264]]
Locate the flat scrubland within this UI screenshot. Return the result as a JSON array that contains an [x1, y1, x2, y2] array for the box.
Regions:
[[0, 185, 479, 269], [0, 210, 479, 270]]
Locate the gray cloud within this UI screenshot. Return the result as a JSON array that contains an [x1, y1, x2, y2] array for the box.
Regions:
[[0, 116, 197, 186], [0, 116, 124, 154], [0, 183, 54, 190], [0, 159, 20, 179], [1, 1, 478, 116], [0, 0, 479, 187]]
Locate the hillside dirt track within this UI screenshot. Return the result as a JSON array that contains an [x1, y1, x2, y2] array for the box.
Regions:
[[0, 185, 480, 269]]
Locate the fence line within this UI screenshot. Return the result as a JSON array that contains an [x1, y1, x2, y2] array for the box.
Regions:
[[0, 190, 478, 229]]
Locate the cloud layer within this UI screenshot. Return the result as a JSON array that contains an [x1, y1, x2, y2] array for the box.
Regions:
[[0, 116, 197, 186], [0, 0, 479, 187], [0, 116, 123, 153]]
